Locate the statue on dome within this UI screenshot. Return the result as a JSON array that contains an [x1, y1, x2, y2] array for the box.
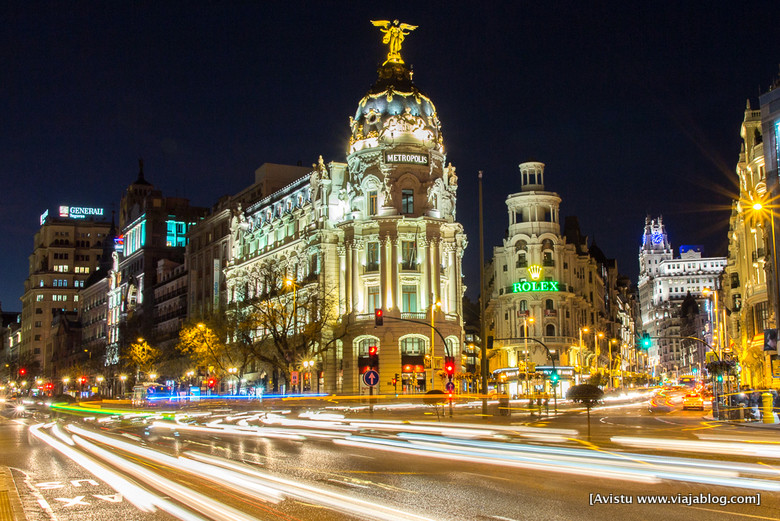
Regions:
[[371, 19, 417, 65]]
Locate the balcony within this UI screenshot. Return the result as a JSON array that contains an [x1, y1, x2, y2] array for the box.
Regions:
[[401, 312, 427, 320]]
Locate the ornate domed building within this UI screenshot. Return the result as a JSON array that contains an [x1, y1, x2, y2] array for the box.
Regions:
[[224, 22, 467, 394]]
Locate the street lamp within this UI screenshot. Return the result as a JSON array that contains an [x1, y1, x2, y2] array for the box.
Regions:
[[430, 300, 442, 391], [523, 316, 535, 397], [609, 339, 618, 389]]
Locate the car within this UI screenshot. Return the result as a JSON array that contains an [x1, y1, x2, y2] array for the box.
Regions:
[[682, 392, 705, 410]]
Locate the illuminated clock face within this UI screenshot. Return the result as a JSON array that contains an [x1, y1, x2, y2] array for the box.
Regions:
[[651, 232, 663, 244]]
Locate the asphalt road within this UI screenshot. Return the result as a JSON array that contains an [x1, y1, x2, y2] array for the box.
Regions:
[[2, 391, 779, 521]]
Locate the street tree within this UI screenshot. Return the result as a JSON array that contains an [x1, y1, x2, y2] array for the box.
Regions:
[[177, 314, 257, 395], [566, 384, 604, 441], [232, 264, 345, 393], [128, 339, 160, 381]]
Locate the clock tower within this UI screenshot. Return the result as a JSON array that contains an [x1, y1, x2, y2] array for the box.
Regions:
[[639, 215, 672, 279]]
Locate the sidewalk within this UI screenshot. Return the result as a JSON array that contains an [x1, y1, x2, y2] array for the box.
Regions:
[[0, 466, 26, 521], [703, 415, 780, 429]]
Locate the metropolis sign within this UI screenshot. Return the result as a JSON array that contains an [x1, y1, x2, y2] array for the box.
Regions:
[[512, 281, 559, 293], [384, 152, 429, 165]]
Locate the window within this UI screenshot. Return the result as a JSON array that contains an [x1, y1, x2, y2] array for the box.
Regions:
[[34, 321, 42, 328], [401, 189, 414, 214], [402, 285, 417, 312], [367, 286, 381, 312], [546, 324, 556, 336], [357, 338, 378, 357], [401, 337, 426, 356], [519, 300, 528, 311], [36, 294, 44, 302], [366, 242, 380, 272], [401, 241, 416, 270], [545, 299, 554, 310], [368, 190, 378, 216]]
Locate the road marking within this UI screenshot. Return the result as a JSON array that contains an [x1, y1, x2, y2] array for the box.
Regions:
[[93, 494, 123, 503], [70, 479, 98, 487], [53, 495, 90, 507], [682, 421, 720, 431]]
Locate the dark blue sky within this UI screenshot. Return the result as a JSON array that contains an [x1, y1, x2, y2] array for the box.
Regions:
[[2, 1, 780, 311]]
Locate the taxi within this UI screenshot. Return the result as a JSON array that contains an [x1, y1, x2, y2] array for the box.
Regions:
[[682, 392, 705, 410]]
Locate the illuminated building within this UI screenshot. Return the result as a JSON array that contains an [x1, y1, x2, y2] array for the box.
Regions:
[[638, 217, 726, 379], [724, 99, 777, 388], [187, 163, 310, 319], [758, 79, 780, 384], [224, 25, 466, 394], [105, 161, 207, 368], [20, 205, 111, 377], [485, 162, 626, 396]]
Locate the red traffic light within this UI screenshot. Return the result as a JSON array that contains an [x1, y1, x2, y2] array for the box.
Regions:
[[207, 378, 216, 388], [368, 345, 378, 356], [374, 308, 383, 326], [19, 368, 26, 376], [444, 356, 455, 376]]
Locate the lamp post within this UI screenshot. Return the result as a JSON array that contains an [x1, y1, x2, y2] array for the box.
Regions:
[[578, 327, 589, 384], [524, 316, 535, 397], [609, 339, 618, 389], [430, 300, 441, 391], [595, 331, 604, 375]]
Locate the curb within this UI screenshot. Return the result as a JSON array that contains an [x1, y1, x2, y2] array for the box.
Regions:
[[702, 416, 780, 429], [0, 467, 27, 521]]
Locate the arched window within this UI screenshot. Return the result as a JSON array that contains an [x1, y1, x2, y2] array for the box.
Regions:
[[356, 337, 379, 357], [546, 324, 556, 336], [401, 336, 427, 356], [445, 336, 459, 357], [519, 300, 528, 311], [545, 299, 554, 311]]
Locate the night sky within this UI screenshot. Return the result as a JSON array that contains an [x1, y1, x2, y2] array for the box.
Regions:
[[3, 1, 780, 311]]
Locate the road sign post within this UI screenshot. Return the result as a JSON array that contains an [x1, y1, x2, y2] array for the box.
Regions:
[[363, 370, 379, 415]]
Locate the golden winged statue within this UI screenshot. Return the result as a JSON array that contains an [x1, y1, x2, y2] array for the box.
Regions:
[[371, 19, 418, 65]]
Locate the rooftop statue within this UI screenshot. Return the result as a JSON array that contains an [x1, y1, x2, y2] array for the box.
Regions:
[[371, 19, 417, 65]]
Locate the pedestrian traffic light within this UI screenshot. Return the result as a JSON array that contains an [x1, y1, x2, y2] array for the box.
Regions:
[[641, 333, 651, 349], [368, 345, 379, 369], [444, 356, 455, 377], [549, 370, 559, 386], [374, 308, 383, 326]]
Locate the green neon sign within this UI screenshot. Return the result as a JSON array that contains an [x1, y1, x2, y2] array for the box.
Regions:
[[512, 281, 559, 293]]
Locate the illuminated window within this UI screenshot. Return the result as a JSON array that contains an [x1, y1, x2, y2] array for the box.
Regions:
[[402, 285, 417, 312], [36, 294, 44, 302], [166, 220, 187, 247], [366, 242, 380, 271], [401, 189, 414, 214], [401, 241, 416, 270], [368, 191, 378, 216], [367, 286, 380, 311]]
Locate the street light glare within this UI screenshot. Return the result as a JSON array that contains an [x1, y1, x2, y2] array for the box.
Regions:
[[753, 202, 763, 211]]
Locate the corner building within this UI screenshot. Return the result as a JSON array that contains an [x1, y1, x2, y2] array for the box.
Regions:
[[225, 52, 467, 394]]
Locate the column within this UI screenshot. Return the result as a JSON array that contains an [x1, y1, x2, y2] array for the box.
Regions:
[[352, 242, 361, 312], [420, 238, 429, 310], [391, 237, 399, 310], [379, 237, 388, 310], [431, 238, 441, 305], [447, 245, 457, 315], [339, 245, 347, 315]]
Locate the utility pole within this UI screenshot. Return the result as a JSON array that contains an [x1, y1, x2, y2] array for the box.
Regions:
[[478, 171, 488, 416]]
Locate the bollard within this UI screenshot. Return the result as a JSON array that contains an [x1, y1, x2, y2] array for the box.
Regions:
[[762, 392, 776, 424]]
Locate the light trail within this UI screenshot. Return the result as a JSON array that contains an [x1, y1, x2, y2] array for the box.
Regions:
[[612, 436, 780, 459]]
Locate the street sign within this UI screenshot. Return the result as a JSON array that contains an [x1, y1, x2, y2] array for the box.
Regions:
[[291, 371, 299, 385], [362, 370, 379, 387], [445, 381, 455, 392]]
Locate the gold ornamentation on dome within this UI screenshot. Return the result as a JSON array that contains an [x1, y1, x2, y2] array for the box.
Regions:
[[371, 19, 417, 65], [528, 265, 543, 280]]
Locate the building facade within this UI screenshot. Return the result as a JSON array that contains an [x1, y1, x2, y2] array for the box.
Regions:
[[224, 42, 467, 394], [724, 100, 778, 388], [638, 217, 726, 379], [485, 162, 627, 397], [20, 206, 111, 378]]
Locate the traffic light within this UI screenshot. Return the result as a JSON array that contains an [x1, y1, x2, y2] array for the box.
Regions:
[[207, 377, 217, 388], [368, 345, 379, 369], [549, 370, 559, 386], [641, 333, 651, 349], [716, 374, 723, 383], [374, 308, 383, 326], [392, 373, 398, 387], [444, 356, 455, 378], [487, 336, 494, 349], [19, 367, 26, 377]]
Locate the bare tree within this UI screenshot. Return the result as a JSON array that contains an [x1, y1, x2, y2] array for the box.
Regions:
[[232, 265, 345, 393]]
